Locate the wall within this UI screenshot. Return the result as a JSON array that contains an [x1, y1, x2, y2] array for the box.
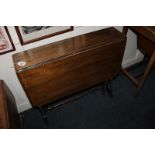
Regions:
[[0, 26, 143, 113]]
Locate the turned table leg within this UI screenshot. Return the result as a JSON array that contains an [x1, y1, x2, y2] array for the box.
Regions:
[[102, 80, 113, 97], [39, 108, 48, 127], [106, 80, 113, 97]]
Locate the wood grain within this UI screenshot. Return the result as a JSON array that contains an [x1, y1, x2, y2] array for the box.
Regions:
[[0, 80, 20, 129], [130, 26, 155, 44], [13, 27, 125, 72], [13, 27, 126, 107]]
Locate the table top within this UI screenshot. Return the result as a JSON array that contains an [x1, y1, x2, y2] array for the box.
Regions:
[[13, 27, 125, 72]]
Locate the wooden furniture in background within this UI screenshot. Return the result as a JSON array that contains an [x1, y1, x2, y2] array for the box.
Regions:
[[0, 80, 20, 129], [122, 26, 155, 93], [13, 27, 126, 119]]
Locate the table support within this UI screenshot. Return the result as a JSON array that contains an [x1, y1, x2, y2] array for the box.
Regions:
[[137, 50, 155, 92], [122, 26, 155, 94], [38, 81, 114, 126]]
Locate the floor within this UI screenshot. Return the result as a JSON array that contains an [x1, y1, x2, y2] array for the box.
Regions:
[[22, 64, 155, 129]]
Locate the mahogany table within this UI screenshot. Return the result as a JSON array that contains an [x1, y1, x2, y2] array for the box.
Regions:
[[13, 27, 126, 121]]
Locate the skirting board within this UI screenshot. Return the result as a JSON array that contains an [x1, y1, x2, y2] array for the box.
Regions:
[[122, 49, 144, 68], [122, 56, 144, 68], [17, 101, 32, 113]]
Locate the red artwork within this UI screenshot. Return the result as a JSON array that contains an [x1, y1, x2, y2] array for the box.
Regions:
[[0, 30, 8, 50], [0, 27, 15, 54]]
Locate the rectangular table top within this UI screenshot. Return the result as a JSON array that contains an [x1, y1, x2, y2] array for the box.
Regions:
[[13, 27, 125, 72]]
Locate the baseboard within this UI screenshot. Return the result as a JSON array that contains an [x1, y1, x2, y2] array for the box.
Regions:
[[122, 57, 144, 68], [17, 101, 32, 113], [122, 50, 144, 68]]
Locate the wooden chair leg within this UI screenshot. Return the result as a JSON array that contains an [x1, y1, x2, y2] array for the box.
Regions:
[[137, 51, 155, 93], [122, 51, 155, 95], [121, 68, 139, 86]]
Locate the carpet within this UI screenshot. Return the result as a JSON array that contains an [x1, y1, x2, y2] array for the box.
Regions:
[[22, 64, 155, 129]]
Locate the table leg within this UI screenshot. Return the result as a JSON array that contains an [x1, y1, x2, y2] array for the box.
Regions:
[[39, 108, 48, 127], [137, 50, 155, 93], [102, 80, 113, 97]]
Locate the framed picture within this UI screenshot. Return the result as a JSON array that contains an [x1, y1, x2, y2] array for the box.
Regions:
[[0, 26, 15, 55], [15, 26, 74, 45]]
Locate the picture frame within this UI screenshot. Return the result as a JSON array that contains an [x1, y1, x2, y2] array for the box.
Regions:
[[0, 26, 15, 55], [15, 26, 74, 45]]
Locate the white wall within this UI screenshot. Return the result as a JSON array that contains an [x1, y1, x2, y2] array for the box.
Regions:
[[0, 26, 143, 113]]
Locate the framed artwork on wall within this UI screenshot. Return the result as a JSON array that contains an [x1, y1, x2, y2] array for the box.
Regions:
[[15, 26, 74, 45], [0, 26, 15, 55]]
